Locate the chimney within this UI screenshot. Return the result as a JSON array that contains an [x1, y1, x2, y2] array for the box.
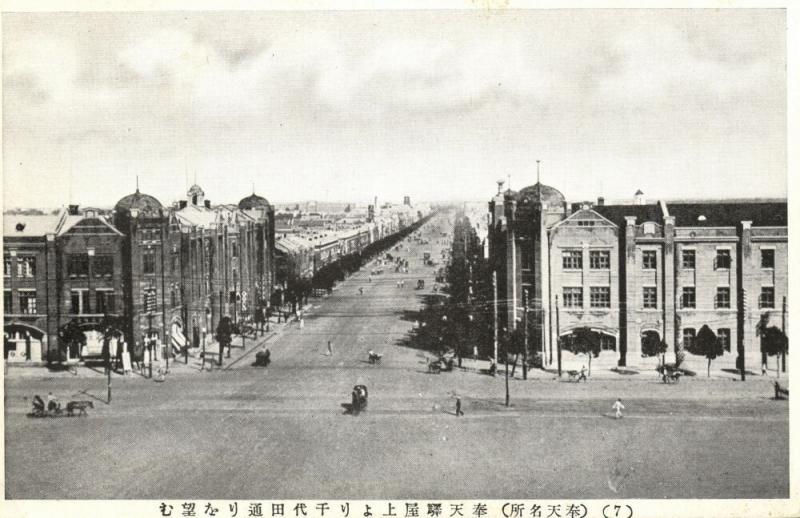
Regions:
[[68, 204, 79, 215], [597, 197, 605, 206], [179, 200, 188, 209], [204, 200, 211, 209]]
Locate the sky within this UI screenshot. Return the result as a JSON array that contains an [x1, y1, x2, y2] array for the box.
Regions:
[[2, 9, 787, 209]]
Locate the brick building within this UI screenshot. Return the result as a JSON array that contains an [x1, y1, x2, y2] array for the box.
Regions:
[[4, 207, 125, 363], [112, 184, 274, 362], [488, 183, 788, 372]]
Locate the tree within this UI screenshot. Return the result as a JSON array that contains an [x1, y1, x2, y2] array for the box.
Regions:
[[762, 326, 788, 378], [216, 316, 234, 365], [687, 325, 722, 377], [562, 327, 602, 375], [344, 204, 351, 213], [640, 331, 668, 366]]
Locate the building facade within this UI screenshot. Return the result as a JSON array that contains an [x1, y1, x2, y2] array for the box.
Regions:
[[489, 184, 788, 371], [4, 208, 125, 362]]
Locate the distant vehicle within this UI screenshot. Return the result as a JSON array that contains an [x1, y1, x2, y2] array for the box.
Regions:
[[423, 251, 431, 261], [417, 279, 425, 289]]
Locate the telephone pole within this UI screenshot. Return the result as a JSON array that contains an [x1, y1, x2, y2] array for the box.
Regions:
[[493, 270, 498, 367], [782, 296, 787, 373], [555, 295, 562, 377], [523, 288, 529, 380]]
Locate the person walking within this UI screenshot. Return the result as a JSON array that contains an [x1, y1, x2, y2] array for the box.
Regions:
[[762, 361, 768, 376], [455, 397, 464, 417], [327, 340, 333, 356], [612, 398, 625, 419]]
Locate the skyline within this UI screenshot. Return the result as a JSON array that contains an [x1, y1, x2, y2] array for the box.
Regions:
[[3, 9, 787, 209]]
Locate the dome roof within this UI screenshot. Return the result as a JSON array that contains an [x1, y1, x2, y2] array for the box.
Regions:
[[114, 189, 163, 214], [187, 184, 205, 196], [238, 193, 271, 210], [516, 182, 565, 206]]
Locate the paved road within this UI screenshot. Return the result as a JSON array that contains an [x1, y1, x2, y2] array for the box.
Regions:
[[4, 215, 789, 499]]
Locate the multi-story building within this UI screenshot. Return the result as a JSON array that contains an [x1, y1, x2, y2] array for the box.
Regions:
[[488, 182, 788, 371], [112, 184, 274, 361], [4, 207, 125, 363]]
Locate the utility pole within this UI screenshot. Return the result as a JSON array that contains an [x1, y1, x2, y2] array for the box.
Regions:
[[523, 288, 529, 380], [555, 295, 562, 377], [782, 296, 787, 373], [493, 270, 498, 368]]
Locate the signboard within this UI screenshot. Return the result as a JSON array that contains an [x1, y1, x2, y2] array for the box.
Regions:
[[144, 288, 157, 313]]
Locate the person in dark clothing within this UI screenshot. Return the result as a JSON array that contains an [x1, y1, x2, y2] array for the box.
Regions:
[[455, 397, 464, 417]]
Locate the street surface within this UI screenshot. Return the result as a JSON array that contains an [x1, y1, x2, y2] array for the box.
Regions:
[[4, 216, 789, 499]]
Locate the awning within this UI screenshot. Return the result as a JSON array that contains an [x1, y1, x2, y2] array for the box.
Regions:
[[171, 328, 186, 352]]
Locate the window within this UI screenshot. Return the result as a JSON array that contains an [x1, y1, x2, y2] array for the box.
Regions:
[[718, 328, 731, 352], [562, 250, 582, 270], [94, 255, 113, 277], [590, 286, 611, 308], [170, 288, 178, 307], [682, 249, 695, 269], [683, 328, 696, 350], [562, 287, 583, 308], [643, 287, 657, 309], [68, 254, 89, 277], [761, 249, 775, 269], [759, 287, 775, 309], [19, 290, 37, 314], [576, 220, 595, 227], [715, 287, 731, 309], [143, 248, 156, 275], [681, 287, 696, 309], [231, 242, 238, 258], [520, 248, 532, 270], [4, 256, 11, 277], [95, 290, 115, 314], [71, 290, 89, 314], [715, 249, 731, 270], [4, 290, 12, 312], [17, 256, 36, 278], [590, 250, 610, 269], [642, 250, 657, 270], [600, 334, 616, 351]]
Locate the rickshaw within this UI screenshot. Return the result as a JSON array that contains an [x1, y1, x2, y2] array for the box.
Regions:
[[352, 385, 369, 414]]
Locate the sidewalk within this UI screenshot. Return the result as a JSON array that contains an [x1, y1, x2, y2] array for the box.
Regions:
[[4, 301, 317, 380]]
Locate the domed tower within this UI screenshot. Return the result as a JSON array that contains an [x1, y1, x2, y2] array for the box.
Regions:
[[114, 188, 168, 361], [501, 174, 568, 371], [187, 184, 205, 208], [238, 192, 275, 310]]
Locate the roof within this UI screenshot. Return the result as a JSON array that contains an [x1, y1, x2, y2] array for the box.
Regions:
[[58, 216, 123, 236], [238, 193, 271, 210], [276, 235, 313, 254], [114, 190, 163, 213], [517, 182, 566, 205], [593, 204, 664, 226], [175, 205, 217, 228], [3, 214, 63, 237], [667, 202, 787, 227]]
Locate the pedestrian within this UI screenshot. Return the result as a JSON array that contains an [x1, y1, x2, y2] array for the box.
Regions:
[[299, 318, 305, 330], [612, 398, 625, 419], [327, 340, 333, 356], [359, 287, 364, 295], [578, 365, 587, 382], [455, 397, 464, 417], [762, 362, 768, 376]]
